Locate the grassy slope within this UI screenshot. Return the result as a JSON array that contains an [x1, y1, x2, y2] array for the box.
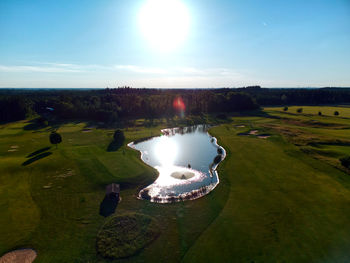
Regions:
[[1, 109, 350, 262], [0, 121, 160, 262], [183, 111, 350, 262], [265, 105, 350, 118], [0, 120, 229, 263]]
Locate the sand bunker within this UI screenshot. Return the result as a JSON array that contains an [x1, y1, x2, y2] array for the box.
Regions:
[[0, 249, 37, 263], [238, 130, 271, 139], [248, 130, 258, 135], [8, 145, 19, 152], [258, 135, 271, 139], [235, 125, 245, 128]]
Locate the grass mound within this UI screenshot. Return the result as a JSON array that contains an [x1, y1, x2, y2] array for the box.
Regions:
[[96, 213, 159, 259]]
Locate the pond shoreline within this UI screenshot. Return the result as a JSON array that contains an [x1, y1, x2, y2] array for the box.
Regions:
[[128, 125, 226, 203]]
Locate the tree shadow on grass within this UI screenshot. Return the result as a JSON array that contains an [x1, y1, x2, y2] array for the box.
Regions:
[[27, 146, 51, 158], [99, 194, 119, 217], [23, 117, 49, 131], [107, 140, 123, 152], [22, 152, 52, 166]]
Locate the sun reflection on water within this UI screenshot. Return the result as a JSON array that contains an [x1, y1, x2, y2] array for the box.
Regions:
[[154, 136, 178, 167]]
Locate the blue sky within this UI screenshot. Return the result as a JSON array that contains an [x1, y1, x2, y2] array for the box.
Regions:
[[0, 0, 349, 88]]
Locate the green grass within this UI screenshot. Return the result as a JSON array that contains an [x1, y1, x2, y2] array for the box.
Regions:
[[1, 109, 350, 262], [265, 105, 350, 118]]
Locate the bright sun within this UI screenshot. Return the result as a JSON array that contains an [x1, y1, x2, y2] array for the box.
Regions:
[[139, 0, 190, 51]]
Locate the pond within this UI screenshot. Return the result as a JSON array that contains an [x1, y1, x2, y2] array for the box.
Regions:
[[128, 125, 226, 203]]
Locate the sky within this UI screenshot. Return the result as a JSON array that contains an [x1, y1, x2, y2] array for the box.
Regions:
[[0, 0, 349, 88]]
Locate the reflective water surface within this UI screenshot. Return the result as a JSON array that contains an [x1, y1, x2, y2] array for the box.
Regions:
[[128, 125, 226, 203]]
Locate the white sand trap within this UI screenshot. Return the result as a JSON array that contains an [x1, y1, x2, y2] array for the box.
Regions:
[[248, 130, 258, 135], [258, 135, 270, 139], [10, 145, 19, 149], [0, 249, 37, 263], [7, 149, 18, 152], [171, 171, 195, 180], [235, 125, 245, 128]]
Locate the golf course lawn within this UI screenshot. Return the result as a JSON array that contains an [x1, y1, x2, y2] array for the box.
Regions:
[[1, 107, 350, 262]]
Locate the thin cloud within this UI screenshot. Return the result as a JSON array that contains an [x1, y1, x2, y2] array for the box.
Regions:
[[115, 64, 243, 78], [0, 64, 83, 73], [115, 65, 169, 74]]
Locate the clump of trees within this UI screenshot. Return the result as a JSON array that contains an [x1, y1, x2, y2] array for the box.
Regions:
[[107, 129, 125, 152], [297, 108, 303, 113], [318, 111, 322, 116], [0, 96, 32, 122], [283, 106, 288, 111], [340, 156, 350, 168], [50, 131, 62, 148], [334, 111, 339, 116], [113, 129, 125, 143]]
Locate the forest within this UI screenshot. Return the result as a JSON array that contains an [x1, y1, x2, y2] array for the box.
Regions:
[[1, 87, 350, 124]]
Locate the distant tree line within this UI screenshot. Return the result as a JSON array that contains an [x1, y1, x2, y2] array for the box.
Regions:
[[0, 88, 259, 123], [235, 86, 350, 106], [1, 86, 350, 123]]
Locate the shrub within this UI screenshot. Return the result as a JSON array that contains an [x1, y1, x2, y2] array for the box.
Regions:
[[96, 213, 159, 259], [334, 111, 339, 116], [49, 131, 62, 148], [213, 155, 222, 164], [113, 129, 125, 143], [283, 106, 288, 111], [340, 156, 350, 168], [217, 148, 223, 155], [216, 113, 227, 119], [318, 111, 322, 116], [297, 108, 303, 113]]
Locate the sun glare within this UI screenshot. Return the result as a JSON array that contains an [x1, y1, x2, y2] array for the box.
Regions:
[[138, 0, 190, 51]]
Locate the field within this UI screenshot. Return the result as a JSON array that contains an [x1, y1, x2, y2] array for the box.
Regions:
[[1, 106, 350, 262]]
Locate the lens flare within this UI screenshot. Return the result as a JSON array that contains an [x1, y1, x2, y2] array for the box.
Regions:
[[173, 97, 185, 117]]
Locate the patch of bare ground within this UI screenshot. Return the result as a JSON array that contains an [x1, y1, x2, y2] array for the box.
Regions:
[[7, 145, 19, 152], [0, 249, 36, 263], [54, 168, 75, 178]]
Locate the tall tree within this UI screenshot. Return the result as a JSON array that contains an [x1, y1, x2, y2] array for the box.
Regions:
[[50, 131, 62, 149]]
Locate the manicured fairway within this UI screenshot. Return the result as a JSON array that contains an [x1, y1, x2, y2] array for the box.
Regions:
[[184, 124, 350, 262], [1, 109, 350, 262], [265, 105, 350, 118]]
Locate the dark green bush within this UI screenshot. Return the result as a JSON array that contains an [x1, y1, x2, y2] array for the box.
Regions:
[[113, 129, 125, 143], [49, 131, 62, 148], [340, 156, 350, 168], [213, 155, 222, 164], [96, 213, 159, 259]]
